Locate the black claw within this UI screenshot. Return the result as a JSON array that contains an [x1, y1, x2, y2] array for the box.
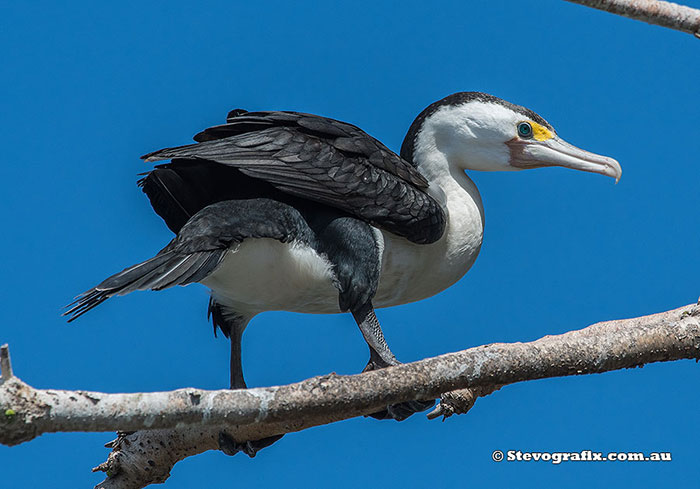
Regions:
[[368, 398, 435, 421], [249, 434, 284, 453], [219, 432, 284, 457], [219, 432, 241, 456]]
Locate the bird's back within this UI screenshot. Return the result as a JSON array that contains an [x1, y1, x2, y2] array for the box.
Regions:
[[139, 110, 446, 244]]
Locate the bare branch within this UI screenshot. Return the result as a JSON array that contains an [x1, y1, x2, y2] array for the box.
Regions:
[[564, 0, 700, 37], [91, 429, 220, 488], [1, 302, 699, 488]]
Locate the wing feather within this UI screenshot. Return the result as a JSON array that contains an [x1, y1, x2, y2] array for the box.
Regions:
[[141, 111, 445, 244]]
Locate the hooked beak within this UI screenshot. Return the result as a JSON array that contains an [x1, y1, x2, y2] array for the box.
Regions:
[[508, 136, 622, 182]]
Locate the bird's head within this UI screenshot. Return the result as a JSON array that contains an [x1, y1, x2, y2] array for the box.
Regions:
[[402, 92, 621, 182]]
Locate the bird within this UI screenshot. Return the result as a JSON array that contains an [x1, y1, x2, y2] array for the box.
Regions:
[[65, 92, 621, 456]]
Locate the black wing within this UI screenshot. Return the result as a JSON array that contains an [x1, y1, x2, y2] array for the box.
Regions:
[[64, 199, 315, 321], [141, 111, 445, 244]]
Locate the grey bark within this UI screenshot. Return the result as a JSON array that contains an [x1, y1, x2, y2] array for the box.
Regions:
[[1, 302, 699, 488], [564, 0, 700, 37]]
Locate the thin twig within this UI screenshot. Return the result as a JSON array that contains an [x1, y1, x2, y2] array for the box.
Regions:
[[564, 0, 700, 37]]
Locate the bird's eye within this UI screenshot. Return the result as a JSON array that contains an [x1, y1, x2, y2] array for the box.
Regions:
[[517, 122, 533, 139]]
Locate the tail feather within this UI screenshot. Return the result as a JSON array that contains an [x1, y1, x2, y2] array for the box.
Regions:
[[147, 254, 196, 290], [180, 253, 225, 284], [95, 253, 174, 290], [64, 249, 225, 322]]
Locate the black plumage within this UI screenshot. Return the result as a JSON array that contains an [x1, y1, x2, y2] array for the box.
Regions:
[[68, 108, 446, 320], [142, 110, 446, 244], [66, 197, 382, 321], [65, 249, 227, 320]]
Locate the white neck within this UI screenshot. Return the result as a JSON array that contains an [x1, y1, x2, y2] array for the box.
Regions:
[[371, 135, 486, 308], [413, 144, 485, 265]]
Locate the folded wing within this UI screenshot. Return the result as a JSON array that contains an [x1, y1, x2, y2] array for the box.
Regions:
[[141, 111, 445, 244]]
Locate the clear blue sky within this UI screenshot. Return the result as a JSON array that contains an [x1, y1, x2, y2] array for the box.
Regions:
[[1, 1, 699, 487]]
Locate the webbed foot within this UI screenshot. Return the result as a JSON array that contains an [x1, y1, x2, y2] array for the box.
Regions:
[[219, 432, 284, 458], [368, 398, 435, 421]]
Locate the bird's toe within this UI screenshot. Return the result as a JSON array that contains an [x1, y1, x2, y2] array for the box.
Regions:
[[219, 432, 284, 458], [368, 398, 435, 421]]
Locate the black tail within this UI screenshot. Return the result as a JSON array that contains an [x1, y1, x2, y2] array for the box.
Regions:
[[64, 249, 225, 322], [139, 159, 285, 235]]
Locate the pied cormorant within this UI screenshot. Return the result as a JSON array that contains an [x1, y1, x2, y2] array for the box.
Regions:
[[65, 92, 621, 456]]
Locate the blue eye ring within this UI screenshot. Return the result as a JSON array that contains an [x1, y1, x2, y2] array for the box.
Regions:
[[517, 122, 533, 139]]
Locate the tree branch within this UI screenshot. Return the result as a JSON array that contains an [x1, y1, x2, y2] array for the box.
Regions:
[[564, 0, 700, 37], [1, 302, 699, 488]]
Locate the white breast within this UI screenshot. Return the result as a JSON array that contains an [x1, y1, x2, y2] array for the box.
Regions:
[[374, 170, 484, 307], [201, 170, 484, 318]]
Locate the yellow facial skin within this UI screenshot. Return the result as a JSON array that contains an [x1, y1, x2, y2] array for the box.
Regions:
[[529, 121, 553, 142]]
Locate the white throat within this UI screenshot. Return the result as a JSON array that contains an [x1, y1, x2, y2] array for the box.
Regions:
[[413, 130, 485, 266], [412, 106, 486, 231]]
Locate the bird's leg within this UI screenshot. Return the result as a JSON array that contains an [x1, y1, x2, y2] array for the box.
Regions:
[[353, 302, 399, 370], [313, 215, 428, 417], [228, 322, 246, 390], [352, 301, 434, 421], [212, 307, 284, 457]]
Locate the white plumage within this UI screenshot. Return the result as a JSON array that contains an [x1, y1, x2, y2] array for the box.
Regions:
[[203, 104, 490, 319]]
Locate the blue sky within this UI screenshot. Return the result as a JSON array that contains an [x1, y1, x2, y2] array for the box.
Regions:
[[1, 0, 699, 487]]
